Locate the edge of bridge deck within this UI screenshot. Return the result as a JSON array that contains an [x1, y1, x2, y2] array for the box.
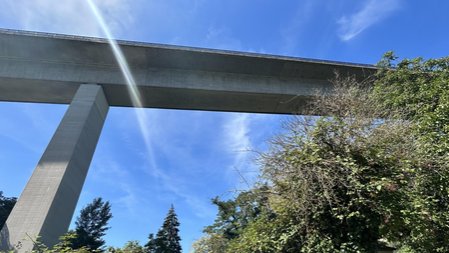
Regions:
[[0, 28, 376, 70]]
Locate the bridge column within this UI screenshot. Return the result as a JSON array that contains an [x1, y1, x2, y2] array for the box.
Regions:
[[1, 84, 109, 252]]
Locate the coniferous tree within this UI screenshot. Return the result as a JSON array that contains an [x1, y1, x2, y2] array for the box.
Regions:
[[144, 233, 156, 253], [70, 197, 112, 251], [153, 205, 182, 253]]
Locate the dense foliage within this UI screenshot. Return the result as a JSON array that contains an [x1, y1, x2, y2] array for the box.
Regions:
[[108, 241, 145, 253], [146, 206, 182, 253], [69, 198, 113, 252], [0, 192, 16, 229], [204, 185, 272, 241], [193, 54, 449, 253], [373, 54, 449, 252], [143, 234, 156, 253]]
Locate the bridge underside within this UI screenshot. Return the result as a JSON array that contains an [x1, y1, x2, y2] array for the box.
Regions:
[[0, 29, 376, 252], [0, 29, 375, 114]]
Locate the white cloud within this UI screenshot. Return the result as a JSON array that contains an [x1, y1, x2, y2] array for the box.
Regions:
[[337, 0, 402, 41], [221, 113, 292, 190], [224, 113, 251, 165], [111, 109, 217, 219], [90, 159, 139, 214], [1, 0, 136, 37], [223, 113, 258, 189]]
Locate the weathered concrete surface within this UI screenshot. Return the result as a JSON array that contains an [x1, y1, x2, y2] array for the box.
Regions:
[[0, 29, 377, 114], [0, 85, 109, 252]]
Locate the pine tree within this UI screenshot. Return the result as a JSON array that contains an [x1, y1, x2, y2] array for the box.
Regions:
[[144, 233, 156, 253], [70, 197, 112, 251], [152, 205, 182, 253]]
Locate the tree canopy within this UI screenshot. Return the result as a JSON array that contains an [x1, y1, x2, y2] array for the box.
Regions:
[[108, 241, 145, 253], [193, 54, 449, 253], [146, 206, 182, 253], [69, 197, 113, 252], [0, 191, 16, 229]]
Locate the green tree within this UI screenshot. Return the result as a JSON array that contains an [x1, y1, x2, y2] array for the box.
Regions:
[[191, 234, 228, 253], [234, 78, 415, 252], [192, 186, 272, 252], [373, 54, 449, 252], [69, 198, 112, 252], [0, 191, 16, 229], [6, 233, 92, 253], [152, 206, 181, 253], [108, 241, 145, 253], [205, 185, 272, 240], [198, 56, 449, 252], [144, 234, 156, 253]]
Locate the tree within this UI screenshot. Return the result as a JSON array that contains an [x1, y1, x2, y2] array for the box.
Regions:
[[69, 197, 112, 252], [226, 78, 413, 252], [192, 186, 274, 253], [150, 205, 182, 253], [108, 241, 145, 253], [17, 232, 91, 253], [373, 54, 449, 252], [0, 191, 16, 229], [191, 234, 228, 253], [210, 186, 272, 237], [144, 234, 156, 253], [196, 54, 449, 252]]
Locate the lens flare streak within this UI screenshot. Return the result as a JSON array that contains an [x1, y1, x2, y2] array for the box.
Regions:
[[86, 0, 160, 175]]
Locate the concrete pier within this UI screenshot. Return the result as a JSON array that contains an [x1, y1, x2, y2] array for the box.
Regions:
[[0, 85, 109, 252]]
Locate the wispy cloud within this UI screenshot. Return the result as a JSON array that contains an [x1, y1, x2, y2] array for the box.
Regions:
[[221, 113, 292, 190], [224, 113, 251, 166], [337, 0, 402, 41], [0, 0, 135, 37], [222, 113, 258, 189], [90, 159, 139, 214], [112, 109, 217, 219]]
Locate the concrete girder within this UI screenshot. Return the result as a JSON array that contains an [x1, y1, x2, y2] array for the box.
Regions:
[[0, 29, 377, 114]]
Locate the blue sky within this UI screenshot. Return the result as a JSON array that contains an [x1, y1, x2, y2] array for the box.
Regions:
[[0, 0, 448, 251]]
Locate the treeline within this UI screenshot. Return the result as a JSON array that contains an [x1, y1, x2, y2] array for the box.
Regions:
[[192, 54, 449, 253], [0, 196, 182, 253]]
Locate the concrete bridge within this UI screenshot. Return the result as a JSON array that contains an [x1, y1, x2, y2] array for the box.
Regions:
[[0, 29, 376, 252]]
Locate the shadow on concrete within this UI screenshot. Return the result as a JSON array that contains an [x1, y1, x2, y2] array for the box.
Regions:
[[0, 224, 12, 251]]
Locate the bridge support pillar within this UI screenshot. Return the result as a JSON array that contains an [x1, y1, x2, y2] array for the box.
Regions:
[[1, 84, 109, 252]]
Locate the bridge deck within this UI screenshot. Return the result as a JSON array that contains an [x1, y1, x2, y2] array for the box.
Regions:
[[0, 29, 376, 114]]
